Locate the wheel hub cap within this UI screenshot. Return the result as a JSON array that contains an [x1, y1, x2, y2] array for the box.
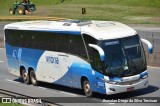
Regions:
[[84, 84, 90, 93]]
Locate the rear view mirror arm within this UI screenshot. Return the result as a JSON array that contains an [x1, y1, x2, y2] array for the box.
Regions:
[[141, 38, 153, 54], [88, 44, 105, 61]]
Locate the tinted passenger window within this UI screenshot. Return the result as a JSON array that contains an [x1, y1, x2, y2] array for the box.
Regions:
[[69, 35, 87, 59], [5, 29, 88, 60]]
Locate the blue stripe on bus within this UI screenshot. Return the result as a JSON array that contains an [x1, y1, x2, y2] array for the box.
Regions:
[[53, 62, 92, 88], [53, 62, 106, 94], [31, 30, 81, 35]]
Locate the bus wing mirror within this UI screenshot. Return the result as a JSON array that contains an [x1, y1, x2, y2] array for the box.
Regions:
[[141, 38, 153, 54], [88, 44, 105, 61]]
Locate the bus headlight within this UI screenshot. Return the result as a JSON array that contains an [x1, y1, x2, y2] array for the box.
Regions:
[[103, 77, 118, 84], [142, 74, 148, 79], [108, 81, 118, 84], [104, 79, 118, 84]]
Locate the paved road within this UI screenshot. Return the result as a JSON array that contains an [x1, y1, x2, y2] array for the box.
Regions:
[[0, 48, 160, 106]]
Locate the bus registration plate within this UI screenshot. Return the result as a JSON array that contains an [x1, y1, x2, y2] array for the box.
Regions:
[[127, 87, 134, 92]]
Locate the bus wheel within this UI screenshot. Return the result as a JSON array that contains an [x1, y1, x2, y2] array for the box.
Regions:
[[30, 70, 38, 86], [83, 80, 93, 97], [22, 70, 30, 84]]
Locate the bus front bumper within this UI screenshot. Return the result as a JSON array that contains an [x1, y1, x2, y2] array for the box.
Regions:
[[105, 78, 148, 95]]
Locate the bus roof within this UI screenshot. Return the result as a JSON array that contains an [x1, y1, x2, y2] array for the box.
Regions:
[[4, 20, 137, 40]]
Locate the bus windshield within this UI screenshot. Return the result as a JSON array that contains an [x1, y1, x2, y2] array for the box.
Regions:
[[99, 35, 146, 77]]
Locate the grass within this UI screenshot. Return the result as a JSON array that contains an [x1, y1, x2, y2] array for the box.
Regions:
[[0, 0, 160, 24]]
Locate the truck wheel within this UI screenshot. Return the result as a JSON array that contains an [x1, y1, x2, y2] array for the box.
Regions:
[[83, 80, 93, 97], [9, 7, 15, 15], [30, 70, 38, 86], [31, 4, 36, 11], [18, 5, 25, 15], [22, 69, 30, 84]]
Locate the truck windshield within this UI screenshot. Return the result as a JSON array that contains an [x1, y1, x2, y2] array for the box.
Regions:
[[99, 35, 146, 77]]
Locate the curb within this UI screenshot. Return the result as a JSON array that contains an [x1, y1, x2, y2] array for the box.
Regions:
[[0, 16, 67, 21]]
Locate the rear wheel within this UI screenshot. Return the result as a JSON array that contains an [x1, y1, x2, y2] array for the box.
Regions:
[[83, 80, 93, 97], [30, 70, 38, 86], [18, 5, 25, 15], [31, 4, 36, 11], [9, 7, 15, 15], [22, 69, 30, 84]]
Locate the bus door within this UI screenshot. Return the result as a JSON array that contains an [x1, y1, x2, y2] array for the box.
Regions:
[[89, 45, 106, 93], [58, 53, 71, 86]]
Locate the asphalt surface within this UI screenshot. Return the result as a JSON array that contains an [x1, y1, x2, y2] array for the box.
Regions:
[[0, 22, 160, 106]]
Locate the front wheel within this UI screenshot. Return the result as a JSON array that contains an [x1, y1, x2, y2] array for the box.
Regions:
[[30, 70, 38, 86], [83, 80, 93, 97], [22, 69, 30, 84]]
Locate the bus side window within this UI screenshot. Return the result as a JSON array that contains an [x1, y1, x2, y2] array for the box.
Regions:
[[90, 49, 103, 73], [69, 35, 87, 59], [60, 34, 70, 53], [5, 29, 21, 47]]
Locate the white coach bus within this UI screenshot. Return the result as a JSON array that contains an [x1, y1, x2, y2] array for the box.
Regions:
[[4, 20, 153, 96]]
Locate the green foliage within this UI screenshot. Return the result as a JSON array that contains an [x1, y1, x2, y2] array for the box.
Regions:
[[0, 0, 160, 24]]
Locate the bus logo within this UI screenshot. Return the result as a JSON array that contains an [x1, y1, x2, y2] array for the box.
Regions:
[[46, 56, 59, 64], [12, 49, 22, 64]]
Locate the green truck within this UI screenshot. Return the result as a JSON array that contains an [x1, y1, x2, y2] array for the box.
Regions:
[[9, 0, 36, 15]]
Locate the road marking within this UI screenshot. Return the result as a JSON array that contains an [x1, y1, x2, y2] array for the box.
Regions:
[[147, 66, 160, 69], [108, 103, 116, 105], [5, 79, 20, 84], [22, 103, 35, 106], [0, 60, 4, 63], [6, 79, 51, 91], [37, 86, 47, 90], [91, 98, 104, 103], [30, 85, 47, 90], [60, 91, 77, 97], [0, 48, 4, 50]]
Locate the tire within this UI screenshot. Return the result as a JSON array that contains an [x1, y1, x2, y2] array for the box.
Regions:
[[18, 5, 25, 15], [83, 80, 93, 97], [30, 70, 38, 86], [9, 7, 15, 15], [22, 69, 30, 84], [31, 4, 36, 11]]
